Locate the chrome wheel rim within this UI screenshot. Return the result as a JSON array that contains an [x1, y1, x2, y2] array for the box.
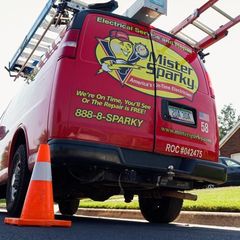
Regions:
[[10, 156, 21, 201]]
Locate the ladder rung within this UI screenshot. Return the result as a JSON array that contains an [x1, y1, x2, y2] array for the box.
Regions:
[[41, 19, 52, 29], [28, 43, 49, 52], [48, 25, 65, 33], [211, 5, 234, 21], [19, 52, 42, 61], [16, 60, 35, 67], [30, 40, 50, 48], [192, 20, 215, 37], [32, 34, 54, 44], [176, 32, 198, 46], [25, 46, 42, 53]]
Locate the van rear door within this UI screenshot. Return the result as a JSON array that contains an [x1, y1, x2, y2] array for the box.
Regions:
[[151, 29, 219, 161], [67, 13, 155, 151]]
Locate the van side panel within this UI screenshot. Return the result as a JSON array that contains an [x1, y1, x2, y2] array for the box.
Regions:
[[0, 54, 58, 176], [150, 30, 219, 161], [52, 14, 155, 151]]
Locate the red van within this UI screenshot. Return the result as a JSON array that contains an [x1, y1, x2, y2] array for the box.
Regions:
[[0, 1, 226, 223]]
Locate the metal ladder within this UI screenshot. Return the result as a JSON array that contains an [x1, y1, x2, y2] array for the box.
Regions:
[[170, 0, 240, 51], [7, 0, 117, 80]]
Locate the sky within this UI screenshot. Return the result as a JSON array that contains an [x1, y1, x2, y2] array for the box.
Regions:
[[0, 0, 240, 115]]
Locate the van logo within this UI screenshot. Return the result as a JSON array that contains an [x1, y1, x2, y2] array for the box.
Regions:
[[95, 30, 199, 101], [96, 30, 149, 84]]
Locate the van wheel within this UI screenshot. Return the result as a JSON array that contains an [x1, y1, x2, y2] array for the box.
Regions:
[[6, 145, 30, 217], [139, 196, 183, 223], [206, 184, 215, 188], [58, 199, 80, 216]]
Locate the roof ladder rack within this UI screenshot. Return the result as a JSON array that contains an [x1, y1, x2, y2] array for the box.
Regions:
[[6, 0, 118, 80], [170, 0, 240, 51]]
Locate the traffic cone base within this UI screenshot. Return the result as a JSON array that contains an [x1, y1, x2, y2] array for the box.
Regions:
[[4, 144, 72, 227], [4, 217, 71, 227]]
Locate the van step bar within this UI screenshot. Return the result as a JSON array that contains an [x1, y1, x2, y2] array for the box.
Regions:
[[6, 0, 118, 80], [170, 0, 240, 51]]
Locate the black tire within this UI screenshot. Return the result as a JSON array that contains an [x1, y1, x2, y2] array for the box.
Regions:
[[58, 199, 80, 216], [206, 184, 215, 189], [139, 195, 183, 223], [6, 145, 30, 217]]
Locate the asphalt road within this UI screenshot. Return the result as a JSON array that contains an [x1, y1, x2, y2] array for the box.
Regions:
[[0, 210, 240, 240]]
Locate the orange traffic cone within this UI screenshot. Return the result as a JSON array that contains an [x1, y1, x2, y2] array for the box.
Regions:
[[4, 144, 71, 227]]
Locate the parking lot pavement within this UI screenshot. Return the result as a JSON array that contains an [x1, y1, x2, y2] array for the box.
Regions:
[[77, 208, 240, 227]]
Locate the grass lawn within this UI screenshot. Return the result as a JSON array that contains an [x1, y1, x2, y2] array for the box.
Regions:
[[80, 186, 240, 212], [1, 187, 240, 212]]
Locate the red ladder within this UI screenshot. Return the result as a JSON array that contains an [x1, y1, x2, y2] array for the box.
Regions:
[[170, 0, 240, 51]]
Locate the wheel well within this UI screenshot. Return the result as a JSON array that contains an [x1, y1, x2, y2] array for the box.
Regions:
[[1, 129, 27, 199], [9, 129, 27, 169]]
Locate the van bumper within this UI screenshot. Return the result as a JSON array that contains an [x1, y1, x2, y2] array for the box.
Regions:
[[49, 139, 227, 189]]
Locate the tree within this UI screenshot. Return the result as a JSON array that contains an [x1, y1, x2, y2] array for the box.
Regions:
[[218, 103, 240, 140]]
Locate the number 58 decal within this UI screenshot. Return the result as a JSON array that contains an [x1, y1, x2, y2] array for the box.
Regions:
[[201, 122, 209, 133]]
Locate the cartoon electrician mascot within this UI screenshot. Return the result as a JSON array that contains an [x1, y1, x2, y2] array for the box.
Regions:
[[97, 30, 149, 83]]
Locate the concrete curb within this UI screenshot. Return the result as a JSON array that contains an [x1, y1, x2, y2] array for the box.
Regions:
[[77, 208, 240, 227]]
